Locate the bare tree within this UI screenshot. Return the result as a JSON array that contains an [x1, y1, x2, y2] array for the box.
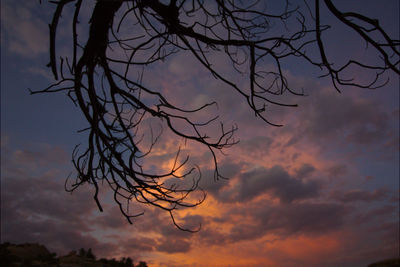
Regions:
[[33, 0, 399, 230]]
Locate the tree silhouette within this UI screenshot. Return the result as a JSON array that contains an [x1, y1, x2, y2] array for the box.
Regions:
[[86, 248, 95, 260], [136, 261, 148, 267], [33, 0, 399, 230], [78, 248, 86, 257]]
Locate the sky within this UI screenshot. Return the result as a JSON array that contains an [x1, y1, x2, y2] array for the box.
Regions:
[[1, 1, 399, 266]]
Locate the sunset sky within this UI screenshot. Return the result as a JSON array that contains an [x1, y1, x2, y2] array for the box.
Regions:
[[1, 1, 399, 266]]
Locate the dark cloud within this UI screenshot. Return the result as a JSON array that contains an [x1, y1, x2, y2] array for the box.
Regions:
[[239, 136, 274, 157], [198, 162, 241, 196], [352, 205, 397, 225], [156, 238, 192, 254], [180, 214, 204, 231], [11, 144, 69, 166], [303, 91, 392, 146], [0, 143, 205, 250], [204, 201, 347, 244], [217, 165, 320, 203], [100, 207, 201, 254], [90, 206, 200, 255], [196, 227, 228, 246], [2, 169, 98, 226], [331, 188, 389, 203], [119, 237, 156, 253], [0, 144, 119, 258], [127, 212, 200, 254], [1, 201, 118, 258], [295, 163, 316, 179], [280, 89, 396, 157], [259, 202, 346, 235], [90, 207, 134, 230], [326, 164, 348, 177]]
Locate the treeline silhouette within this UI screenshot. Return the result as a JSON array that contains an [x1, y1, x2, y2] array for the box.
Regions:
[[78, 247, 147, 267], [2, 242, 398, 266], [0, 242, 148, 267]]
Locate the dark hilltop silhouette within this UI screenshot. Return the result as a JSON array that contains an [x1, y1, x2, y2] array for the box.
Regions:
[[367, 258, 400, 267], [0, 242, 148, 267], [1, 242, 399, 266]]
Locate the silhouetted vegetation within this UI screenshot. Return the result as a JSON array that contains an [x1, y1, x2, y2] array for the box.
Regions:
[[78, 247, 95, 260], [0, 242, 147, 267], [2, 242, 398, 266], [368, 258, 400, 267], [98, 256, 143, 267]]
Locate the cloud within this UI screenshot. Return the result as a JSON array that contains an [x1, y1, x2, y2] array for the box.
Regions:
[[216, 165, 320, 203], [1, 134, 10, 147], [0, 143, 115, 257], [241, 166, 320, 203], [88, 206, 132, 230], [2, 134, 394, 266], [301, 90, 392, 146], [198, 162, 241, 195], [266, 202, 346, 235], [1, 178, 109, 256], [168, 51, 203, 78], [26, 66, 54, 81], [331, 188, 389, 203], [1, 1, 48, 57], [119, 237, 156, 254], [325, 163, 348, 178], [156, 238, 192, 254], [238, 136, 274, 157], [11, 144, 69, 167], [352, 204, 397, 226], [202, 201, 347, 245], [295, 163, 316, 179]]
